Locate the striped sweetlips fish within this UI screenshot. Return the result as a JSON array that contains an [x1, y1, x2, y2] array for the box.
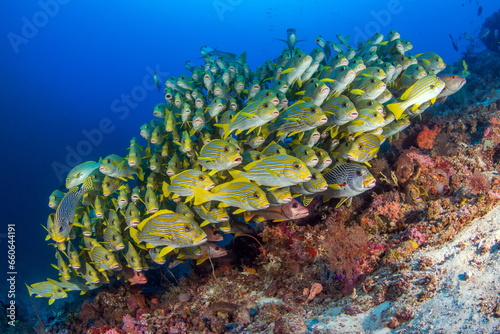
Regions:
[[130, 209, 207, 257], [51, 177, 94, 243], [321, 162, 376, 207], [193, 181, 269, 214], [197, 139, 242, 172], [230, 154, 312, 187]]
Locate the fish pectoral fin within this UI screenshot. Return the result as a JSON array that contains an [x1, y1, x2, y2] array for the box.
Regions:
[[350, 89, 365, 95], [218, 202, 229, 208], [328, 183, 346, 190], [158, 246, 175, 258], [280, 67, 295, 75], [150, 232, 172, 240], [334, 197, 348, 208], [243, 211, 254, 222], [200, 220, 210, 227], [232, 208, 246, 215]]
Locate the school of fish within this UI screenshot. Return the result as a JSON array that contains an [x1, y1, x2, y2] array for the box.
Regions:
[[28, 29, 466, 303]]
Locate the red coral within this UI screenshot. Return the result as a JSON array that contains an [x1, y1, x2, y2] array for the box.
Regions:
[[87, 325, 125, 334], [468, 170, 490, 195], [320, 218, 372, 295], [403, 227, 427, 246], [416, 124, 441, 149]]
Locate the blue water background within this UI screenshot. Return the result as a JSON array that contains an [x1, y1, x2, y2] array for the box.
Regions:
[[0, 0, 496, 318]]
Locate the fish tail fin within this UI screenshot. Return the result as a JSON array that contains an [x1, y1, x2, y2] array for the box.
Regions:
[[129, 228, 141, 245], [192, 187, 211, 206], [81, 177, 94, 192], [386, 102, 406, 120], [25, 283, 33, 296], [162, 182, 171, 198]]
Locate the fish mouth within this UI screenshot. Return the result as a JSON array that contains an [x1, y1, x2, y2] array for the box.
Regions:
[[281, 197, 293, 203], [319, 185, 328, 191], [323, 158, 332, 165], [271, 99, 280, 105], [349, 111, 358, 119], [321, 87, 330, 94], [128, 161, 136, 167], [296, 210, 310, 219], [260, 203, 270, 209], [99, 166, 108, 173], [207, 183, 215, 190], [150, 165, 157, 171], [340, 59, 349, 66], [363, 178, 377, 188], [233, 157, 243, 164], [318, 117, 328, 125], [116, 244, 125, 250], [219, 215, 230, 221], [83, 231, 92, 237], [195, 235, 208, 245], [166, 171, 175, 176], [346, 154, 357, 161], [303, 174, 313, 181], [130, 221, 140, 227]]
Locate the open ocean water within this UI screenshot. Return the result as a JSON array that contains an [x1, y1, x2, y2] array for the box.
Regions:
[[0, 0, 497, 329]]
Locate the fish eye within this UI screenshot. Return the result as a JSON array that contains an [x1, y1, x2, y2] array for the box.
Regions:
[[368, 101, 373, 106], [298, 54, 303, 58], [341, 67, 346, 71], [304, 150, 308, 154], [430, 85, 435, 89], [342, 102, 348, 107], [266, 92, 271, 96], [198, 175, 205, 181], [292, 202, 298, 208], [370, 79, 375, 83], [373, 113, 377, 117], [264, 103, 269, 108], [314, 83, 319, 87], [293, 163, 301, 169], [436, 57, 440, 61], [310, 107, 315, 112], [184, 225, 193, 232], [356, 170, 363, 176], [223, 146, 229, 152], [106, 159, 110, 163], [59, 226, 64, 232], [312, 174, 317, 180], [253, 192, 260, 199], [359, 144, 363, 148]]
